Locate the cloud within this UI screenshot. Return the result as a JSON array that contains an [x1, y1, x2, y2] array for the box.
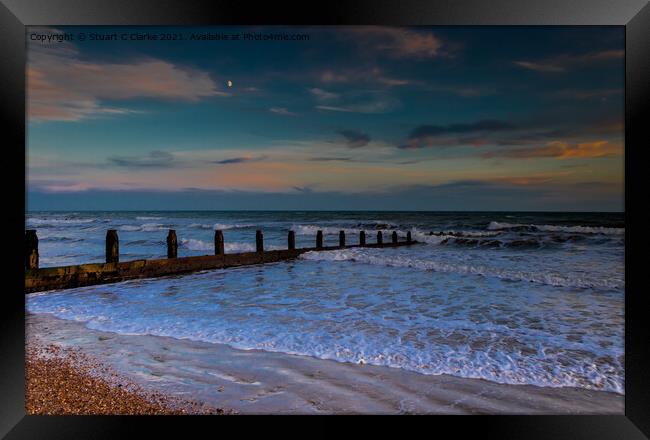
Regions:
[[319, 71, 350, 84], [315, 94, 400, 114], [212, 155, 267, 165], [422, 85, 499, 98], [489, 176, 557, 186], [269, 107, 298, 116], [346, 27, 444, 59], [28, 179, 96, 193], [309, 88, 339, 101], [394, 83, 499, 98], [399, 119, 517, 149], [318, 68, 410, 88], [313, 83, 404, 119], [108, 151, 177, 168], [28, 35, 225, 122], [376, 76, 410, 86], [581, 50, 625, 61], [338, 130, 371, 148], [395, 116, 623, 160], [450, 87, 498, 97], [482, 140, 622, 159], [369, 68, 412, 86], [549, 88, 623, 100], [309, 157, 353, 162], [513, 61, 566, 73], [514, 49, 624, 73], [292, 186, 314, 193], [411, 120, 516, 137]]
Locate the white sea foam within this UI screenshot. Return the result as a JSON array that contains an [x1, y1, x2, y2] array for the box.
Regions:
[[119, 225, 141, 231], [214, 223, 251, 230], [188, 223, 212, 230], [296, 225, 501, 245], [26, 263, 625, 394], [411, 229, 501, 245], [293, 224, 404, 236], [120, 223, 166, 232], [135, 216, 163, 220], [487, 221, 624, 235], [27, 217, 97, 225], [189, 223, 251, 230], [179, 238, 282, 253], [181, 238, 222, 251], [300, 248, 623, 289]]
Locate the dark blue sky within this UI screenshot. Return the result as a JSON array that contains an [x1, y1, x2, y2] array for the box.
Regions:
[[27, 26, 624, 211]]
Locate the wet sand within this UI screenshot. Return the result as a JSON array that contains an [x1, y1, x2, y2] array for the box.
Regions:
[[26, 313, 624, 415]]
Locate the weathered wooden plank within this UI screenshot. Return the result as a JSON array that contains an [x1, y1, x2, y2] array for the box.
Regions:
[[24, 239, 418, 294]]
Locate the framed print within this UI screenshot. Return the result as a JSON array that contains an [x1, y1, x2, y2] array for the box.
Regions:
[[1, 0, 648, 437]]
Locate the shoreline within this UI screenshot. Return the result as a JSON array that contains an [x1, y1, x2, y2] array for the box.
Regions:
[[26, 313, 624, 415]]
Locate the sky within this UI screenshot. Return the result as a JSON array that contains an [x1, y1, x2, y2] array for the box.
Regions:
[[26, 26, 624, 211]]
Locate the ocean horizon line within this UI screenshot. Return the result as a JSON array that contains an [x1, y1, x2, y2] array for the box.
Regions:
[[26, 209, 625, 214]]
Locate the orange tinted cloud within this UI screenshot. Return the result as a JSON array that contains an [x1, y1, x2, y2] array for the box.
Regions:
[[491, 176, 556, 186], [28, 38, 223, 122], [483, 140, 622, 160], [348, 27, 443, 58], [514, 50, 624, 73]]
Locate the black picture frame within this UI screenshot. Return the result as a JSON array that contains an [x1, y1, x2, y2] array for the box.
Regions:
[[1, 0, 648, 437]]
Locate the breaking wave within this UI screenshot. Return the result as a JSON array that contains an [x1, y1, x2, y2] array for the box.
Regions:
[[119, 223, 167, 232], [300, 248, 623, 290], [293, 224, 402, 237], [487, 221, 624, 235], [188, 223, 252, 230], [179, 238, 283, 253], [27, 217, 98, 225]]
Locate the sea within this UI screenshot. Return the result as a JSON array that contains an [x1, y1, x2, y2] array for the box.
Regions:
[[25, 211, 625, 394]]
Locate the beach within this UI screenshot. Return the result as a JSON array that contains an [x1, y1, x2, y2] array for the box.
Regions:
[[26, 313, 623, 414], [25, 211, 625, 414]]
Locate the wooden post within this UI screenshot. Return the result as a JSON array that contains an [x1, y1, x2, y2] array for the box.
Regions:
[[106, 229, 119, 263], [359, 230, 366, 246], [214, 230, 225, 255], [377, 231, 383, 245], [339, 230, 346, 247], [166, 229, 177, 258], [407, 231, 412, 244], [288, 230, 296, 250], [392, 231, 398, 244], [256, 230, 264, 253], [316, 230, 323, 249], [25, 230, 39, 270]]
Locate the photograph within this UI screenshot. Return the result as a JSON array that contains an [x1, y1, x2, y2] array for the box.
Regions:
[[24, 24, 625, 415]]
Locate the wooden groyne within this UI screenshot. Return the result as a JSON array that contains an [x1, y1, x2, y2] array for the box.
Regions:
[[25, 229, 417, 294]]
